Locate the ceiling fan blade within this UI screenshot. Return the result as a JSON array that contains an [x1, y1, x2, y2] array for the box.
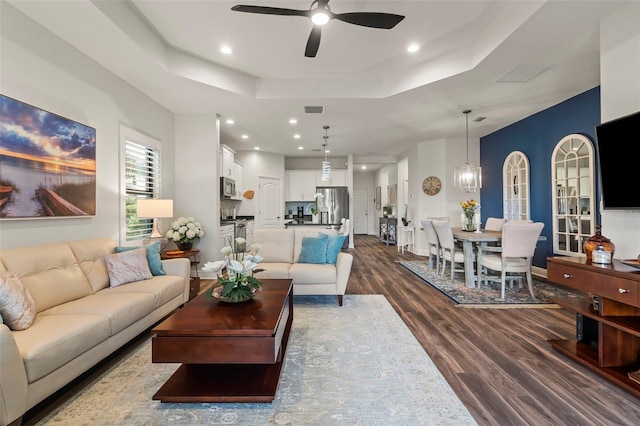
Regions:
[[305, 26, 322, 58], [231, 5, 310, 17], [334, 12, 405, 29]]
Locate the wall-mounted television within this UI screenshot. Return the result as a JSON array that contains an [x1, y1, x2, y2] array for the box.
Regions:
[[595, 111, 640, 210]]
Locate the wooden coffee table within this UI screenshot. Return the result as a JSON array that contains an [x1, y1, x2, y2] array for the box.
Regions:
[[151, 278, 293, 403]]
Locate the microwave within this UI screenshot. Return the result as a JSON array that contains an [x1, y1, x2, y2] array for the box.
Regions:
[[220, 176, 236, 198]]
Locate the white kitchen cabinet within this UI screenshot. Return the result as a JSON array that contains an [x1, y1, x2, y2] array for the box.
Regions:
[[220, 144, 235, 178], [232, 160, 243, 200], [316, 169, 347, 187], [285, 170, 316, 201]]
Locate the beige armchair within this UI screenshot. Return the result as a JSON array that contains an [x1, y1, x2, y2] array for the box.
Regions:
[[476, 222, 544, 299]]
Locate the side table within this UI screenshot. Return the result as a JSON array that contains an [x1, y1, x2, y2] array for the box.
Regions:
[[160, 249, 200, 300], [397, 225, 415, 254]]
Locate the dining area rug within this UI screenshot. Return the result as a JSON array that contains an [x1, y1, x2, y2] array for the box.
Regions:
[[398, 261, 584, 308]]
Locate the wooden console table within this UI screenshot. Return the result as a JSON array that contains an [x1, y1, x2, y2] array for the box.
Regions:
[[547, 256, 640, 398]]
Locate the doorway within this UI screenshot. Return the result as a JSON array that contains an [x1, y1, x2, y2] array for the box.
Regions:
[[353, 188, 368, 234], [258, 176, 282, 228]]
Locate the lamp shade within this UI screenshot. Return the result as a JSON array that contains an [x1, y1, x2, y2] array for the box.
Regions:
[[136, 199, 174, 218]]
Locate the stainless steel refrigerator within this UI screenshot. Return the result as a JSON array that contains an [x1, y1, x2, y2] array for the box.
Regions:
[[315, 186, 349, 226]]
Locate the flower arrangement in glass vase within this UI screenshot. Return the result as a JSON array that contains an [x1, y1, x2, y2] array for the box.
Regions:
[[202, 237, 264, 303], [460, 199, 480, 232], [165, 216, 204, 250]]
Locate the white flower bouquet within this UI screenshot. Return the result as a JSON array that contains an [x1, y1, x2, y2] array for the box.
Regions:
[[165, 216, 204, 244]]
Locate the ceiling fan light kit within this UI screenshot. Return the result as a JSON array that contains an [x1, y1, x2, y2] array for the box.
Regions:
[[232, 0, 405, 57]]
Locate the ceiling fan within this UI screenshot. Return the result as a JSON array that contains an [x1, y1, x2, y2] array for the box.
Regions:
[[231, 0, 405, 57]]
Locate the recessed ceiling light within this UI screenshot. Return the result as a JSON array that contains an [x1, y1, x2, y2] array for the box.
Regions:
[[220, 46, 233, 55], [361, 165, 367, 170], [289, 118, 298, 124], [226, 119, 234, 124], [407, 44, 420, 53], [241, 134, 249, 139], [298, 146, 304, 150], [254, 146, 260, 150], [294, 134, 301, 139]]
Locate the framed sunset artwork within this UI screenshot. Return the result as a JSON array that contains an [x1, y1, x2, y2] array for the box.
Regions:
[[0, 94, 96, 219]]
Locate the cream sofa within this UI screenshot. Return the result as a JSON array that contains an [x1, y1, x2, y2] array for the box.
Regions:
[[0, 239, 190, 426], [252, 228, 353, 306]]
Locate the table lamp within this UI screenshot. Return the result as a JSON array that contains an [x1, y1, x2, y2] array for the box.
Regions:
[[136, 199, 174, 250]]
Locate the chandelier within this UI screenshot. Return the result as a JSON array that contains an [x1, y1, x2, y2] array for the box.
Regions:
[[454, 110, 482, 192], [321, 125, 331, 181]]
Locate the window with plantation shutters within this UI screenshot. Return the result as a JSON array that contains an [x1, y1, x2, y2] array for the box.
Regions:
[[120, 126, 162, 242]]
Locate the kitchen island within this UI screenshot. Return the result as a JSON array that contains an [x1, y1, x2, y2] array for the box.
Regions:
[[284, 220, 348, 248]]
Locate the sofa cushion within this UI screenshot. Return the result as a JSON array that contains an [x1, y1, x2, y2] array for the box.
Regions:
[[67, 239, 116, 293], [115, 241, 166, 276], [298, 234, 329, 264], [292, 228, 337, 263], [40, 292, 156, 335], [253, 263, 291, 280], [12, 313, 111, 383], [252, 229, 295, 263], [289, 263, 337, 284], [326, 235, 347, 265], [0, 243, 93, 313], [0, 272, 37, 330], [98, 275, 185, 308], [104, 248, 153, 287]]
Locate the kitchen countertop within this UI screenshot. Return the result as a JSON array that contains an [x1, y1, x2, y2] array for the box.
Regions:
[[285, 220, 341, 227]]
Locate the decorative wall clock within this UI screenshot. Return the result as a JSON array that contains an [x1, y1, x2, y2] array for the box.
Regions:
[[422, 176, 441, 196]]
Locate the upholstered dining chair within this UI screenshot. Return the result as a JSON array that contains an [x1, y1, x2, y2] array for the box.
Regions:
[[432, 220, 465, 284], [485, 217, 507, 231], [420, 219, 441, 274], [476, 222, 544, 299], [507, 219, 533, 224]]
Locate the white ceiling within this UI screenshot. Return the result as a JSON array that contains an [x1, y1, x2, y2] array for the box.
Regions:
[[8, 0, 625, 168]]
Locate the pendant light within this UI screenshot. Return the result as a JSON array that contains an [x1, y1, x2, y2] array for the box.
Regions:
[[321, 125, 331, 181], [454, 110, 482, 192]]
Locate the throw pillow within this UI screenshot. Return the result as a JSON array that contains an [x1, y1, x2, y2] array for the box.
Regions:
[[104, 247, 153, 287], [298, 233, 329, 264], [0, 272, 37, 330], [325, 234, 347, 265], [115, 241, 166, 276]]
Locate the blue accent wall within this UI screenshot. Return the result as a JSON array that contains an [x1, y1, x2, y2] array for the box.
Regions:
[[480, 87, 601, 267]]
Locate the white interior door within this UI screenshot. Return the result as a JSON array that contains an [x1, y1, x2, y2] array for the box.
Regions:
[[258, 176, 282, 228], [353, 188, 368, 234]]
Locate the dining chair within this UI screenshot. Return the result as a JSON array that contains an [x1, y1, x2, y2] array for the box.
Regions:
[[420, 219, 441, 274], [484, 217, 506, 231], [476, 222, 544, 299], [507, 219, 533, 224], [432, 220, 465, 284]]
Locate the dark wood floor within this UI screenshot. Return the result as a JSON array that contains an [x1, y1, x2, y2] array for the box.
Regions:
[[22, 234, 640, 425], [347, 235, 640, 425]]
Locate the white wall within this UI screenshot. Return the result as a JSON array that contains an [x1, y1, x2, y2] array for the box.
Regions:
[[173, 114, 219, 265], [599, 2, 640, 259], [234, 150, 285, 218], [0, 3, 175, 249]]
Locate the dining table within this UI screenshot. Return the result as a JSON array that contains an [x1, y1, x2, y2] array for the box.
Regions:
[[452, 228, 502, 288]]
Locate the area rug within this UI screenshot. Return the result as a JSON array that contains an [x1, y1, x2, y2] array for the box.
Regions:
[[37, 295, 476, 425], [398, 260, 583, 308]]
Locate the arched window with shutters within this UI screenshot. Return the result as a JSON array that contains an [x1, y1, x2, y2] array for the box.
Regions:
[[503, 151, 530, 221], [551, 134, 595, 256]]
